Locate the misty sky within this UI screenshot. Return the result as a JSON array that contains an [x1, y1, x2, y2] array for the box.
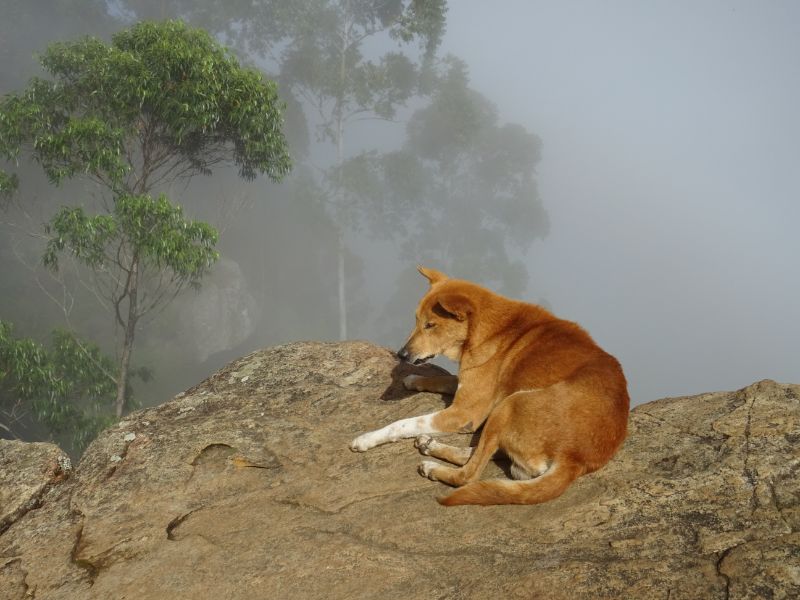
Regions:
[[436, 1, 800, 402], [2, 1, 798, 414]]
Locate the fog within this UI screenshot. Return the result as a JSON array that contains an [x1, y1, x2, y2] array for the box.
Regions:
[[1, 1, 798, 452], [439, 1, 800, 401]]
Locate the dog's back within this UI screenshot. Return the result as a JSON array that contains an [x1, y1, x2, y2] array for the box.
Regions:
[[433, 281, 630, 506]]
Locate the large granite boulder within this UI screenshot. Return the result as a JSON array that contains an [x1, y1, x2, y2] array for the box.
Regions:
[[0, 341, 798, 599]]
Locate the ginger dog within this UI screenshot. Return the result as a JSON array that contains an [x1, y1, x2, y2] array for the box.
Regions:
[[350, 266, 630, 506]]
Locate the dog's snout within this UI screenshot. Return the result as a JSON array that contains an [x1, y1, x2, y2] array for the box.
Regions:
[[397, 346, 410, 362]]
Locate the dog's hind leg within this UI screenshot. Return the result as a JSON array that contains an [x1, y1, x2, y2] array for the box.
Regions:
[[419, 417, 502, 487], [403, 374, 458, 395], [419, 394, 525, 486], [415, 435, 474, 466]]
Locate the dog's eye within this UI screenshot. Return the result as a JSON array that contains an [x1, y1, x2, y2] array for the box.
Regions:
[[424, 322, 435, 329]]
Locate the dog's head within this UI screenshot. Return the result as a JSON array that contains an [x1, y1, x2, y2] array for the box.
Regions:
[[397, 266, 473, 365]]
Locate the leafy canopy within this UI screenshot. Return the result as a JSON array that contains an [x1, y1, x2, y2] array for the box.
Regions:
[[0, 19, 294, 422], [0, 320, 122, 452], [0, 19, 292, 195], [336, 57, 547, 294], [43, 194, 219, 290]]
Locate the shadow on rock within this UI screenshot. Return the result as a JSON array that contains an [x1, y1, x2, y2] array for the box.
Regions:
[[379, 358, 454, 402]]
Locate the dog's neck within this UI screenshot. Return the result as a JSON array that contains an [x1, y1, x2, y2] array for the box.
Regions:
[[459, 291, 553, 372]]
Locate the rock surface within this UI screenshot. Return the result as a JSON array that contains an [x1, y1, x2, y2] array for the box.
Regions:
[[0, 440, 71, 536], [0, 341, 798, 599]]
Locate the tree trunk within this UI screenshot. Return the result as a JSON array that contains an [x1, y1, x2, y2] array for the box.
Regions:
[[114, 257, 139, 417], [335, 4, 350, 341], [337, 235, 347, 340], [335, 104, 347, 340], [114, 326, 134, 418]]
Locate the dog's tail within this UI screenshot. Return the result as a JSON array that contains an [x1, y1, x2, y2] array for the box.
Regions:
[[437, 461, 583, 507]]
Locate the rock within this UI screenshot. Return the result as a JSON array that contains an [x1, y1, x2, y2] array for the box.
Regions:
[[0, 440, 75, 599], [0, 440, 71, 535], [0, 341, 798, 599]]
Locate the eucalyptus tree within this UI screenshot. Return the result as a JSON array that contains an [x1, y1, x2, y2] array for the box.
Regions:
[[231, 0, 447, 340], [337, 57, 549, 340], [0, 320, 121, 453], [104, 1, 447, 340], [401, 57, 548, 288], [0, 20, 291, 417]]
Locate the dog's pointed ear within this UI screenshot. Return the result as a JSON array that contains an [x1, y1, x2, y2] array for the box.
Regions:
[[434, 293, 473, 322], [417, 265, 448, 287]]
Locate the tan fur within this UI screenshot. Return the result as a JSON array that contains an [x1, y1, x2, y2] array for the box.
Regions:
[[350, 266, 630, 506]]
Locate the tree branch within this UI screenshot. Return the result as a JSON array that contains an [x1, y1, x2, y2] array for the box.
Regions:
[[7, 237, 118, 386]]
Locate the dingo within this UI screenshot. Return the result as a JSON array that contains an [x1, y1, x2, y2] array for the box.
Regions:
[[350, 266, 630, 506]]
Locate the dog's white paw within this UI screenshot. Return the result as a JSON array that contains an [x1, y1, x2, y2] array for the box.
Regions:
[[418, 460, 439, 480], [415, 435, 434, 455], [349, 434, 374, 452], [403, 374, 422, 391]]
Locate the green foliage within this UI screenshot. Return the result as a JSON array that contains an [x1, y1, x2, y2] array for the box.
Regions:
[[0, 320, 118, 452], [0, 19, 291, 194], [334, 149, 430, 236], [44, 194, 219, 287], [262, 1, 446, 147], [115, 194, 219, 281], [0, 171, 17, 199], [338, 57, 547, 295], [43, 208, 118, 270], [0, 20, 293, 417], [390, 0, 448, 59], [0, 20, 289, 422]]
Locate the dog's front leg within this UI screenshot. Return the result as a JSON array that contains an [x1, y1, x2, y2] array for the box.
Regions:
[[349, 412, 439, 452], [403, 374, 458, 395]]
